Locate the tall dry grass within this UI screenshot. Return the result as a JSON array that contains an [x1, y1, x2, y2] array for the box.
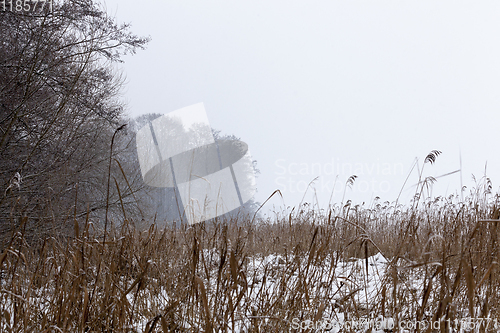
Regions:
[[1, 173, 500, 331]]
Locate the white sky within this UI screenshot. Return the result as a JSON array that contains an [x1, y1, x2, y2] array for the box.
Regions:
[[104, 0, 500, 215]]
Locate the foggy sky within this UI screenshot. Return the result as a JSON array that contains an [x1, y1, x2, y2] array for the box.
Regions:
[[104, 0, 500, 215]]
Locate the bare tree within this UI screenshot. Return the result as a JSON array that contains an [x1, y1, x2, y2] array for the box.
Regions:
[[0, 0, 149, 245]]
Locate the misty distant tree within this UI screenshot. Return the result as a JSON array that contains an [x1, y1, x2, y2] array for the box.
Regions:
[[0, 0, 149, 245], [128, 113, 260, 226]]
